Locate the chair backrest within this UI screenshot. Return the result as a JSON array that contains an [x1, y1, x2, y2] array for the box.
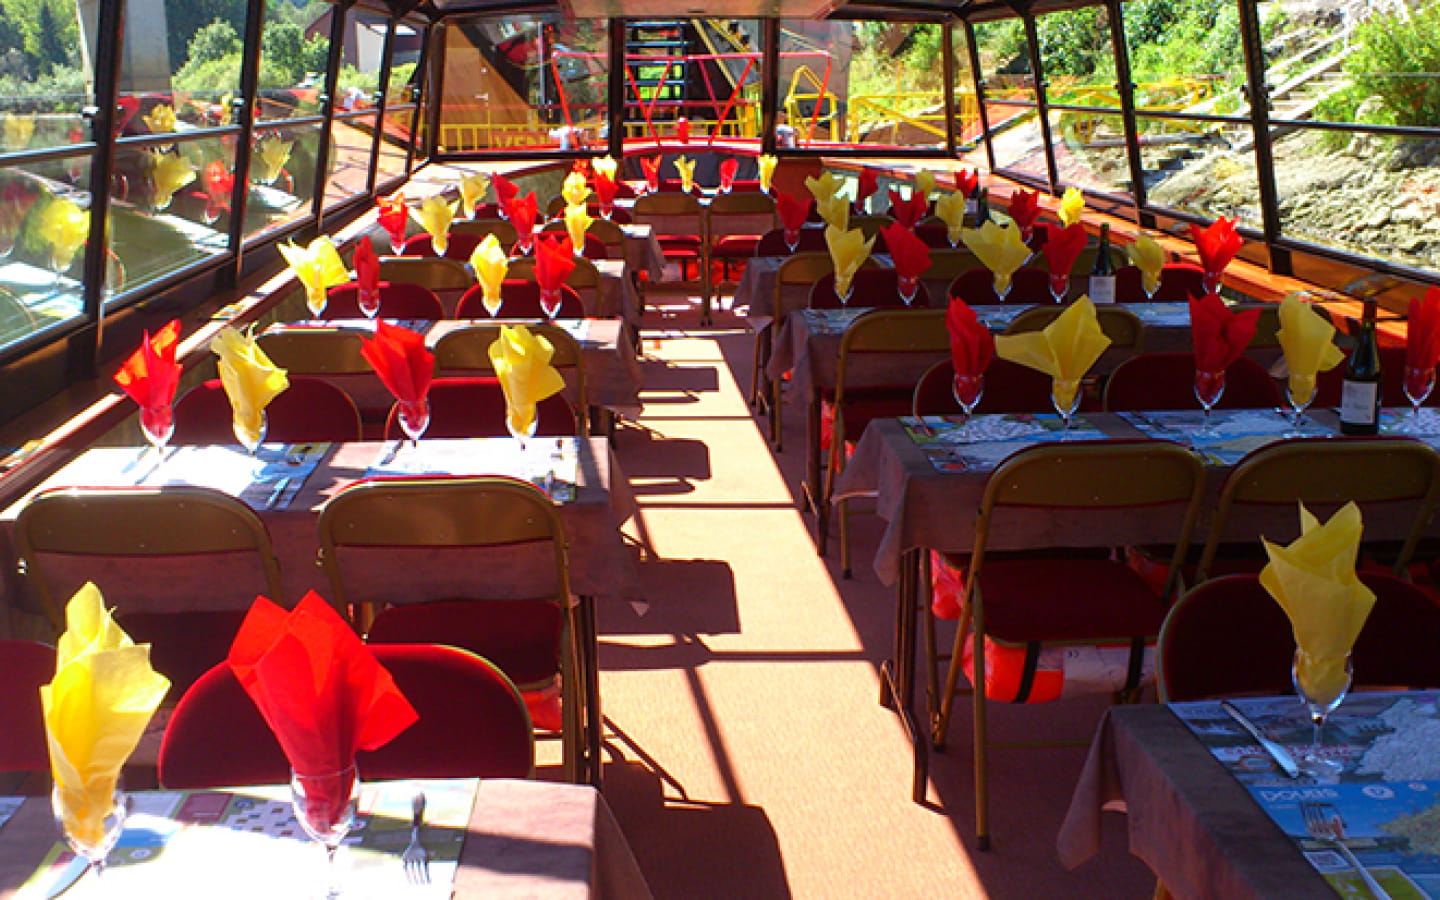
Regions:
[[505, 255, 602, 291], [1158, 572, 1440, 702], [173, 377, 363, 444], [809, 267, 921, 310], [914, 224, 954, 249], [633, 191, 703, 223], [456, 280, 586, 320], [834, 308, 950, 444], [256, 328, 373, 375], [378, 256, 472, 292], [773, 252, 836, 323], [974, 441, 1207, 600], [383, 377, 581, 440], [0, 640, 54, 772], [433, 322, 588, 426], [157, 643, 535, 788], [1114, 263, 1205, 303], [949, 267, 1053, 305], [755, 227, 829, 256], [1102, 352, 1282, 412], [317, 476, 571, 620], [1196, 437, 1440, 581], [1004, 302, 1144, 351], [706, 190, 777, 228], [583, 217, 627, 255], [321, 282, 444, 320], [912, 358, 1057, 418], [850, 215, 894, 247], [15, 486, 285, 694], [924, 249, 983, 285], [451, 218, 519, 245], [400, 232, 487, 260]]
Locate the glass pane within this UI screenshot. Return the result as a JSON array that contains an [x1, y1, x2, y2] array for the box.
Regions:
[[107, 137, 233, 297], [245, 123, 321, 239], [972, 19, 1035, 105], [257, 2, 330, 123], [1123, 0, 1247, 114], [0, 0, 92, 152], [325, 112, 376, 208], [1037, 7, 1118, 109], [1047, 110, 1131, 197], [440, 15, 609, 152], [0, 160, 91, 348], [953, 25, 982, 151], [621, 19, 764, 149], [987, 103, 1044, 176], [118, 0, 243, 138], [1139, 113, 1262, 229], [1273, 127, 1440, 271], [375, 112, 408, 186]]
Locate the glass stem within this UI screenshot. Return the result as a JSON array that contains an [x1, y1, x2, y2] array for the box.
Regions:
[[326, 844, 341, 899]]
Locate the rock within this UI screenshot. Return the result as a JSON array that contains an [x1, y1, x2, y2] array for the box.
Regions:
[[1364, 208, 1391, 228]]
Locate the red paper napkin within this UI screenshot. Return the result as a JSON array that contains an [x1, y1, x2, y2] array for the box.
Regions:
[[640, 156, 662, 193], [593, 170, 618, 209], [535, 233, 578, 294], [884, 221, 932, 283], [719, 158, 738, 192], [360, 320, 434, 403], [229, 592, 417, 821], [507, 192, 539, 239], [676, 119, 690, 144], [857, 169, 879, 206], [1008, 189, 1040, 238], [955, 169, 979, 199], [947, 296, 995, 378], [776, 191, 810, 235], [1189, 291, 1261, 373], [493, 175, 519, 210], [888, 189, 929, 230], [353, 234, 379, 300], [1041, 222, 1087, 279], [1190, 216, 1243, 277], [377, 196, 407, 250], [114, 319, 182, 436], [203, 161, 233, 219], [1407, 286, 1440, 371]]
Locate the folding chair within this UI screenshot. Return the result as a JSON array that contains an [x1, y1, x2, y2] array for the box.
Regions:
[[1114, 263, 1206, 303], [762, 253, 836, 448], [400, 232, 486, 260], [317, 477, 592, 783], [948, 267, 1053, 305], [257, 328, 391, 429], [536, 222, 611, 259], [451, 218, 520, 246], [158, 643, 534, 787], [378, 256, 472, 311], [707, 191, 777, 282], [383, 377, 581, 440], [15, 486, 285, 698], [1102, 352, 1281, 412], [456, 280, 586, 320], [632, 192, 711, 322], [930, 441, 1206, 849], [808, 268, 927, 310], [1004, 304, 1143, 409], [321, 282, 444, 320], [172, 376, 363, 445], [0, 640, 54, 773], [912, 358, 1056, 419], [506, 256, 603, 317]]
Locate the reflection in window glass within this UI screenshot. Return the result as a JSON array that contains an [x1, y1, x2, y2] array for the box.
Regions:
[[118, 0, 242, 138], [1123, 0, 1245, 114], [245, 124, 322, 240], [952, 25, 981, 151], [257, 4, 331, 123], [989, 106, 1046, 179], [325, 113, 377, 209], [1037, 7, 1117, 109], [0, 0, 91, 153], [777, 21, 946, 150], [621, 20, 763, 147], [971, 20, 1035, 104], [441, 16, 609, 152], [1139, 114, 1261, 229], [0, 160, 91, 349], [1046, 111, 1130, 197]]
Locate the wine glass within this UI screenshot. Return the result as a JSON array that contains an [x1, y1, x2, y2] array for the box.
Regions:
[[514, 232, 535, 257], [898, 274, 919, 306], [507, 408, 539, 450], [1052, 378, 1082, 438], [597, 199, 614, 221], [835, 276, 855, 307], [290, 766, 360, 900], [953, 373, 984, 436], [1048, 272, 1068, 304], [1203, 269, 1223, 297], [140, 405, 174, 465], [1284, 376, 1315, 437], [1194, 369, 1225, 436], [1404, 365, 1435, 424], [993, 272, 1013, 303], [783, 227, 800, 253], [52, 779, 127, 880], [539, 287, 564, 319], [357, 285, 380, 320], [235, 411, 267, 456], [397, 398, 430, 448], [1141, 270, 1162, 300], [1291, 650, 1352, 777]]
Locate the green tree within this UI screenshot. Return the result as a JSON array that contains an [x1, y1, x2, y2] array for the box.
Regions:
[[261, 22, 306, 86], [33, 4, 71, 74], [163, 0, 246, 69], [186, 21, 242, 68]]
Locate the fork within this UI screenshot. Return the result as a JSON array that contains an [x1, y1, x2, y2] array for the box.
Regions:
[[1300, 801, 1391, 899], [402, 791, 429, 885]]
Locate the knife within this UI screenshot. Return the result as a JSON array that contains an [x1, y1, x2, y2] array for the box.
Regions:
[[1221, 700, 1301, 779], [264, 476, 291, 510]]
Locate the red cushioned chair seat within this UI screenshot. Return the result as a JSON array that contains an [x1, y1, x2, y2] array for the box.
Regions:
[[0, 640, 55, 772], [455, 280, 585, 319], [713, 235, 762, 258], [173, 377, 364, 445], [323, 282, 445, 320], [119, 609, 252, 701], [367, 599, 563, 686], [383, 377, 578, 440]]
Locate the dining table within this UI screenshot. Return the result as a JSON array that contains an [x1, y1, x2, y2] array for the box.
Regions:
[[0, 778, 653, 899], [1058, 691, 1440, 900], [833, 406, 1440, 803]]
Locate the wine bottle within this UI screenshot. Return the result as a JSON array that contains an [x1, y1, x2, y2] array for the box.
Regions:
[[965, 177, 980, 220], [975, 188, 990, 225], [1088, 223, 1116, 304], [1340, 298, 1382, 435]]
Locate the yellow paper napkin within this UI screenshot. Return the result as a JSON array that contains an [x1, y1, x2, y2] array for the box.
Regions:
[[1126, 233, 1166, 296], [961, 220, 1031, 296], [460, 171, 491, 213], [212, 325, 289, 446], [935, 191, 967, 245], [562, 171, 590, 208], [410, 196, 456, 256], [277, 235, 349, 317], [42, 583, 169, 850], [469, 234, 509, 316], [256, 138, 293, 185], [4, 113, 35, 150], [916, 170, 936, 200], [995, 296, 1111, 411], [40, 196, 88, 272], [142, 104, 177, 135], [593, 155, 619, 181], [1276, 292, 1344, 405], [1260, 502, 1376, 705], [675, 156, 697, 194], [816, 192, 850, 232], [805, 171, 844, 207], [148, 152, 194, 210], [825, 225, 875, 300], [758, 154, 777, 193], [1058, 187, 1085, 228], [487, 323, 566, 437], [564, 204, 593, 255]]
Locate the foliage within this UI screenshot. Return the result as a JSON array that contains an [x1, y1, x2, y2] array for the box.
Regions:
[[848, 22, 945, 115], [1125, 0, 1243, 84], [1317, 1, 1440, 128], [163, 0, 246, 68], [1036, 8, 1113, 79]]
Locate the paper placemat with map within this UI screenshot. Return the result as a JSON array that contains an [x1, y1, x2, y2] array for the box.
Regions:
[[1119, 408, 1329, 465], [1172, 692, 1440, 898], [902, 413, 1109, 472], [17, 778, 476, 899], [366, 436, 580, 502]]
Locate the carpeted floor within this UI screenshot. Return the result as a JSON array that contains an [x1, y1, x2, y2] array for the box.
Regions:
[[587, 289, 1161, 898]]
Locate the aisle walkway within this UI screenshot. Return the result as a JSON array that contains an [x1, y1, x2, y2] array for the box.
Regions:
[[592, 297, 1159, 898]]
